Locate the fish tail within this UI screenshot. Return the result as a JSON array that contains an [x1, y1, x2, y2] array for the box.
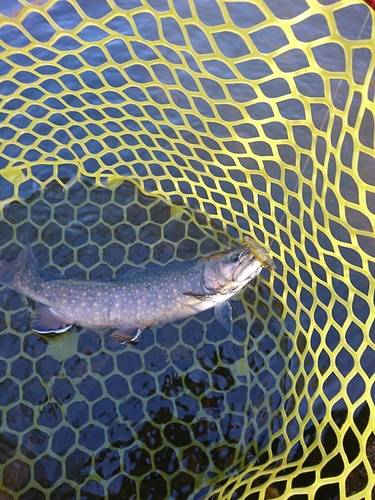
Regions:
[[0, 246, 43, 294]]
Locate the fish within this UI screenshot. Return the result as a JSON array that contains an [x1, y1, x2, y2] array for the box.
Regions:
[[0, 238, 276, 344]]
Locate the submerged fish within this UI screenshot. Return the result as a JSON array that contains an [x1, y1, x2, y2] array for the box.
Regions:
[[0, 238, 276, 343]]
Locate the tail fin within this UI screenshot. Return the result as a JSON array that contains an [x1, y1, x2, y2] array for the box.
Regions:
[[0, 246, 42, 293]]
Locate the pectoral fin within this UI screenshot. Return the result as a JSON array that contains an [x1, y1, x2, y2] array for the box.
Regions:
[[111, 327, 143, 344], [214, 301, 232, 333], [32, 303, 73, 334]]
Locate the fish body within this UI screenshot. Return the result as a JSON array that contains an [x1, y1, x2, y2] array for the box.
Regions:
[[0, 241, 275, 343]]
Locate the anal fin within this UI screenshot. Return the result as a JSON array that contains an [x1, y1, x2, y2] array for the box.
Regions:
[[111, 327, 143, 344], [32, 303, 72, 334]]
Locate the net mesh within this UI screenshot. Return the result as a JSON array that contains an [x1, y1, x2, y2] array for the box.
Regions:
[[0, 0, 374, 499]]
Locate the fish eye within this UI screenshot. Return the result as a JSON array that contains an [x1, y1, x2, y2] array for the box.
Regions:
[[231, 253, 240, 263]]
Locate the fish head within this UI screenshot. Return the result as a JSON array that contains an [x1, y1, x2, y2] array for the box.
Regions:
[[199, 245, 264, 295]]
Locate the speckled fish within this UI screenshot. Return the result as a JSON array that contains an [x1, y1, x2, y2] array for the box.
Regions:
[[0, 237, 276, 344]]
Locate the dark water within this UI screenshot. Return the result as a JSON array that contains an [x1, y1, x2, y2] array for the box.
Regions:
[[0, 176, 295, 499]]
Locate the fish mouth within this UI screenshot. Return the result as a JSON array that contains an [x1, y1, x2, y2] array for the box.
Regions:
[[238, 245, 250, 263], [232, 246, 259, 281]]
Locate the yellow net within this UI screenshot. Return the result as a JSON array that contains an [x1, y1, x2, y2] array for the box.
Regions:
[[0, 0, 374, 498]]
